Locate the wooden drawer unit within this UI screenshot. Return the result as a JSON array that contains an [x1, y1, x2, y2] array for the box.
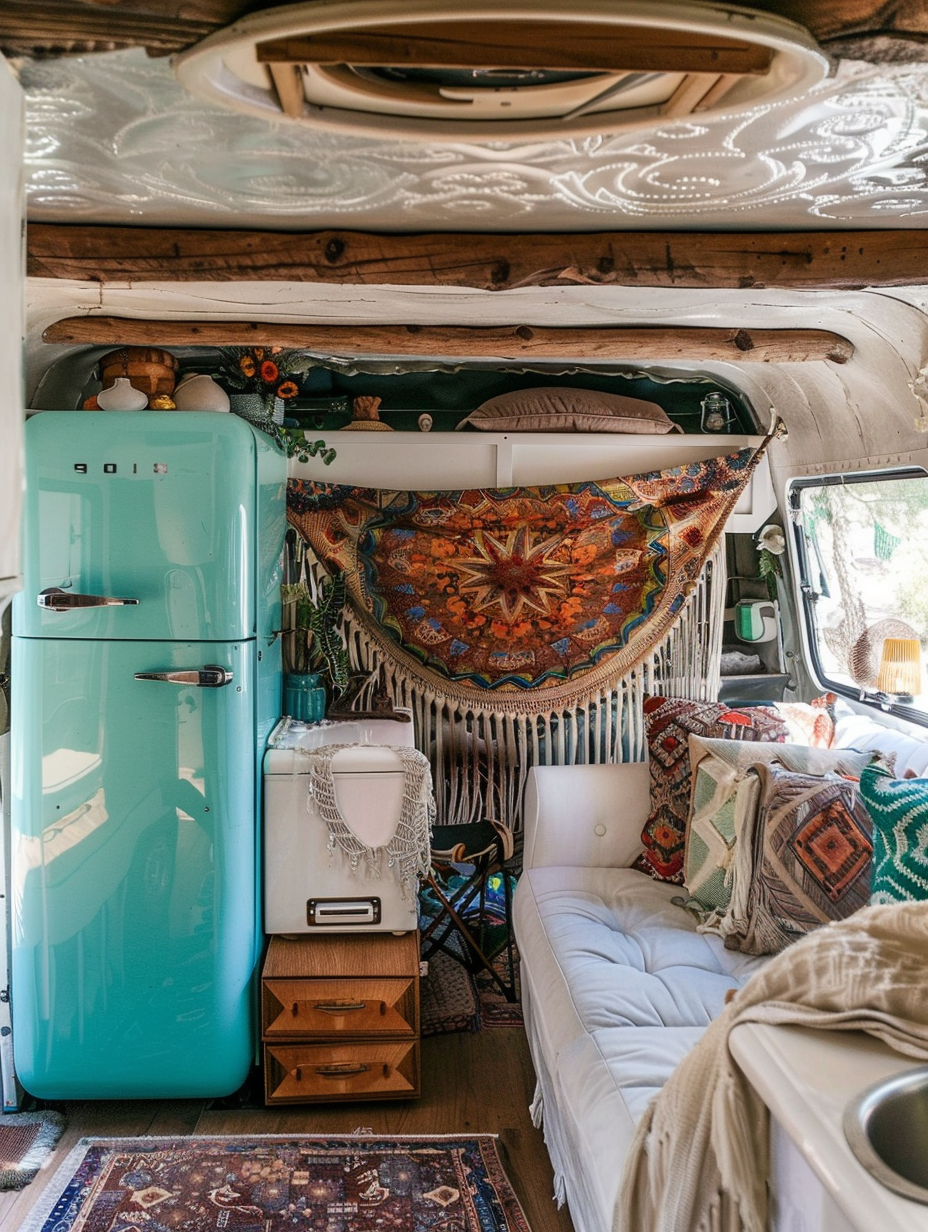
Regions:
[[264, 1040, 419, 1103], [261, 932, 421, 1105], [263, 978, 417, 1038]]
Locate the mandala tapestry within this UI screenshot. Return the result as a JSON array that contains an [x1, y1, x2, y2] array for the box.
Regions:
[[288, 448, 759, 703], [287, 445, 768, 825]]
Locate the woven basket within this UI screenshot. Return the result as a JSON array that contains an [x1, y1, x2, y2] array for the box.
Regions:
[[100, 347, 178, 397], [848, 619, 919, 687]]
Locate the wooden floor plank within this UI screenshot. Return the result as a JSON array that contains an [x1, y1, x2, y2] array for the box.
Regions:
[[0, 1030, 572, 1232]]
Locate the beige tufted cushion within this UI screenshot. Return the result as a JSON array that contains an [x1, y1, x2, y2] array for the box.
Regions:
[[456, 387, 683, 434]]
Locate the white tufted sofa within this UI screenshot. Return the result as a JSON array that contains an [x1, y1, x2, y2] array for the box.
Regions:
[[512, 707, 928, 1232]]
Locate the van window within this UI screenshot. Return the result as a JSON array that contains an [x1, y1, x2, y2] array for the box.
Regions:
[[791, 470, 928, 721]]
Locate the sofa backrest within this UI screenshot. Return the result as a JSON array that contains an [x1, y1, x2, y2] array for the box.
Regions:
[[522, 762, 650, 871], [834, 712, 928, 777]]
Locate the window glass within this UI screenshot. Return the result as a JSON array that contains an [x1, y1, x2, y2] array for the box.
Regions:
[[793, 471, 928, 719]]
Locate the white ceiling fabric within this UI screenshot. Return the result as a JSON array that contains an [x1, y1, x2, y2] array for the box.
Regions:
[[19, 49, 928, 228]]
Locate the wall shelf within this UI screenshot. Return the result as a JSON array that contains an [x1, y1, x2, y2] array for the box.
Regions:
[[288, 429, 775, 532]]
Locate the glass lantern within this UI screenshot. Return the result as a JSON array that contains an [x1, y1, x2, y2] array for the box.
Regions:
[[700, 390, 734, 432]]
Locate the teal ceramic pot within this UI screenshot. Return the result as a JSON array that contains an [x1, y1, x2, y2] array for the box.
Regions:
[[284, 672, 326, 722]]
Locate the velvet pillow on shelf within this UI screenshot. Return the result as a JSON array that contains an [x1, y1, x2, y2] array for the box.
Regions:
[[635, 696, 789, 883], [684, 737, 876, 935], [455, 387, 683, 434], [860, 764, 928, 903], [725, 764, 874, 956]]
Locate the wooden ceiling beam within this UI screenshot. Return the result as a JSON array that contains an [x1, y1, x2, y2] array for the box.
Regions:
[[26, 225, 928, 292], [0, 0, 246, 57], [42, 317, 854, 364], [255, 23, 772, 75], [2, 2, 927, 62]]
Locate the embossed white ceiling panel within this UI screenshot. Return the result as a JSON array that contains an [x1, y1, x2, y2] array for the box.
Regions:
[[19, 48, 928, 227]]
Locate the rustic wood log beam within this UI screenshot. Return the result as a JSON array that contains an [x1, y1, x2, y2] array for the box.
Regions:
[[26, 225, 928, 292], [2, 1, 927, 62], [769, 0, 928, 54], [0, 0, 245, 57], [42, 317, 855, 363]]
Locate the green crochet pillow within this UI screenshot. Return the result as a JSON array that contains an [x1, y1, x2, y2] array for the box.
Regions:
[[860, 764, 928, 903]]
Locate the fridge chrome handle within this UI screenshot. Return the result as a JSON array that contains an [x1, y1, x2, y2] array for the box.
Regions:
[[38, 587, 140, 611], [134, 666, 234, 688]]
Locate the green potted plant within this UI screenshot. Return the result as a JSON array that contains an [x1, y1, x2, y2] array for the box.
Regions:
[[217, 346, 337, 465], [281, 569, 351, 721]]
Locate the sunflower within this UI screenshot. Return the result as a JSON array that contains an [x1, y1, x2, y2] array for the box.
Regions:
[[260, 360, 279, 383], [277, 381, 299, 399], [239, 355, 256, 378]]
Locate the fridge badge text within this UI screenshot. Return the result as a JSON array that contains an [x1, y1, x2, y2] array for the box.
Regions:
[[72, 463, 169, 473]]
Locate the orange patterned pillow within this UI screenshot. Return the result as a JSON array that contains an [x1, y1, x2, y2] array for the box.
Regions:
[[776, 694, 837, 748], [635, 696, 788, 883]]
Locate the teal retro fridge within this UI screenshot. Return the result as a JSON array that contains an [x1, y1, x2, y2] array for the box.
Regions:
[[10, 412, 286, 1098]]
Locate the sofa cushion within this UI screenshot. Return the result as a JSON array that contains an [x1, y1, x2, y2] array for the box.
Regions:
[[550, 1026, 706, 1232], [834, 712, 928, 777], [513, 865, 767, 1069]]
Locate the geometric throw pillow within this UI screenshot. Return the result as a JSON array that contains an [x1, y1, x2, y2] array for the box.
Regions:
[[859, 763, 928, 903], [683, 738, 874, 925], [684, 755, 760, 919], [635, 696, 788, 883], [726, 764, 874, 956]]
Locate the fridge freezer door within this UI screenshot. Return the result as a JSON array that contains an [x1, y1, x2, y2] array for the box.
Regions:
[[11, 637, 257, 1098], [17, 412, 261, 642]]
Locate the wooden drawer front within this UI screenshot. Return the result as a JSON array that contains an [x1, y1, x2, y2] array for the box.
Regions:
[[262, 978, 417, 1039], [264, 1041, 419, 1103]]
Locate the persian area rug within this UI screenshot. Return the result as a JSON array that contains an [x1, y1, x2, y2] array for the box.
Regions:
[[0, 1110, 65, 1190], [23, 1134, 532, 1232]]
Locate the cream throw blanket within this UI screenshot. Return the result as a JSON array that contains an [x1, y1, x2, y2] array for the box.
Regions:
[[618, 903, 928, 1232]]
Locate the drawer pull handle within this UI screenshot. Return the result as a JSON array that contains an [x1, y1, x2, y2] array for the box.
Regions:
[[382, 1063, 390, 1079], [311, 1000, 369, 1014], [295, 1066, 302, 1082], [315, 1062, 370, 1077]]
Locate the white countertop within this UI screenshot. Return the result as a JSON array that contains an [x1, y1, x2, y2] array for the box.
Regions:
[[730, 1022, 928, 1232]]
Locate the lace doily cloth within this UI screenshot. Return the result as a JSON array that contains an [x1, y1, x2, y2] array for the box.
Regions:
[[299, 743, 435, 901]]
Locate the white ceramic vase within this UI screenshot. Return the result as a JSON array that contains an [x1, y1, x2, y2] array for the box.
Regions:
[[96, 377, 148, 411], [172, 373, 231, 412]]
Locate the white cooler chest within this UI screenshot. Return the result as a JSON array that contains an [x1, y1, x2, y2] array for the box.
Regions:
[[263, 715, 420, 934]]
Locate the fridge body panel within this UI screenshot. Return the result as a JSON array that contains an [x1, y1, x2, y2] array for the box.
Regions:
[[17, 413, 259, 643], [11, 412, 288, 1099], [11, 636, 257, 1098]]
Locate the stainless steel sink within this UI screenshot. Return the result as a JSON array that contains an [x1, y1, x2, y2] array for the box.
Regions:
[[844, 1066, 928, 1204]]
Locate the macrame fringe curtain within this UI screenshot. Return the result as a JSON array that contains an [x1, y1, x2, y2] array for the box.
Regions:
[[336, 545, 725, 829]]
